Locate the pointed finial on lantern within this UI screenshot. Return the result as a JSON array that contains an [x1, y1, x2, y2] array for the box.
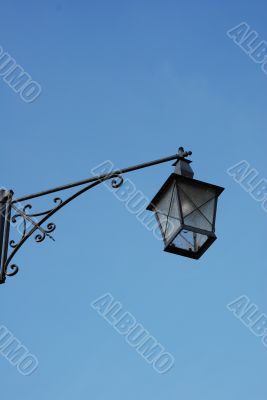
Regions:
[[177, 147, 192, 158], [173, 147, 194, 178]]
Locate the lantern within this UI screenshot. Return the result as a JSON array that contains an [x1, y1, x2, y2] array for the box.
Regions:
[[147, 150, 224, 259]]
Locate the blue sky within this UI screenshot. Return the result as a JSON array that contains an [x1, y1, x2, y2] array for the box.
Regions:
[[0, 0, 267, 399]]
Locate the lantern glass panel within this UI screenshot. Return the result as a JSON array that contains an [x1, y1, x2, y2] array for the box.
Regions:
[[153, 181, 175, 215], [178, 182, 217, 232], [154, 182, 182, 244], [172, 229, 209, 252]]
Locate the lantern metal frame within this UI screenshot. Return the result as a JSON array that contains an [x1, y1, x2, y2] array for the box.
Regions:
[[147, 173, 224, 259]]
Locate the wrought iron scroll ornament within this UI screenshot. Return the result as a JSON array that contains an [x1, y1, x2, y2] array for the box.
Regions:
[[5, 198, 63, 280], [0, 149, 188, 284], [2, 174, 126, 282], [111, 174, 124, 189]]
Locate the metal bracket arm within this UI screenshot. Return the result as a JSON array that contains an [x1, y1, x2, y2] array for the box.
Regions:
[[0, 149, 190, 284]]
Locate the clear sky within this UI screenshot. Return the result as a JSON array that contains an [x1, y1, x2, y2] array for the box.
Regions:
[[0, 0, 267, 399]]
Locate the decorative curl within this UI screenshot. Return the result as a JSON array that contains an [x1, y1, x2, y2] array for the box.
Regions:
[[46, 222, 56, 232], [35, 233, 45, 243], [10, 213, 27, 248], [23, 197, 62, 218], [23, 204, 32, 213], [111, 175, 124, 189], [10, 239, 18, 249], [5, 264, 19, 277]]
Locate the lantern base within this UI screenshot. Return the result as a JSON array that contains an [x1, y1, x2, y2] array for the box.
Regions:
[[164, 230, 217, 260]]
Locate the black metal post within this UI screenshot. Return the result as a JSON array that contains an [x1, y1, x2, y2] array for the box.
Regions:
[[0, 190, 13, 284]]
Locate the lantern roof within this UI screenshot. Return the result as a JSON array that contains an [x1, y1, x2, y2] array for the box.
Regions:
[[146, 174, 224, 212]]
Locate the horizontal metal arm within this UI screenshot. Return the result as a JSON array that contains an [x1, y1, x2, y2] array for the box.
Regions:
[[12, 153, 181, 203]]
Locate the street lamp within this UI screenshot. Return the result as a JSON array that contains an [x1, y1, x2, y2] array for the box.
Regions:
[[0, 147, 224, 285]]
